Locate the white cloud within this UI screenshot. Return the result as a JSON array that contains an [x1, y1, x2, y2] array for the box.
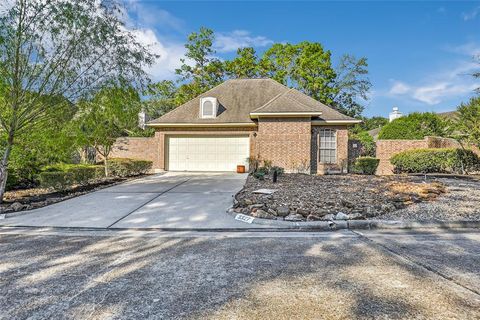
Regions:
[[214, 30, 273, 53], [132, 28, 186, 80], [389, 81, 410, 95], [385, 40, 480, 105], [462, 6, 480, 21]]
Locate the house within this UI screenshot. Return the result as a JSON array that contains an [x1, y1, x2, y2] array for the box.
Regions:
[[114, 78, 361, 174]]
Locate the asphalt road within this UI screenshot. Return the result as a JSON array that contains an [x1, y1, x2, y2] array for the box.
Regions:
[[0, 227, 479, 319]]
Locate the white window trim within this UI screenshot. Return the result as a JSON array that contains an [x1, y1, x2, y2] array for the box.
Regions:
[[318, 129, 337, 164]]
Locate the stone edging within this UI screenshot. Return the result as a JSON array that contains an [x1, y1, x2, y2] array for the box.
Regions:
[[226, 210, 480, 230]]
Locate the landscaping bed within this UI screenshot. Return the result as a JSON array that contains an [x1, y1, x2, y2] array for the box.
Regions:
[[0, 175, 150, 215], [233, 173, 451, 222]]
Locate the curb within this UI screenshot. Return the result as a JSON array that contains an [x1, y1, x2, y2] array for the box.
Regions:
[[227, 211, 480, 230]]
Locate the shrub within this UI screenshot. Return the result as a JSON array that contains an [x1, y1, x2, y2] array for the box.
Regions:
[[378, 112, 450, 140], [39, 163, 103, 189], [38, 171, 74, 190], [256, 166, 270, 175], [253, 171, 265, 180], [353, 157, 380, 175], [270, 166, 285, 176], [391, 148, 480, 174], [108, 158, 153, 177], [350, 131, 376, 157]]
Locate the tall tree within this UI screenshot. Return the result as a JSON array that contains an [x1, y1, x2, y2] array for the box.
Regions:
[[259, 42, 338, 105], [175, 27, 224, 104], [331, 54, 371, 117], [74, 86, 141, 176], [0, 0, 156, 201], [225, 47, 259, 79], [143, 80, 177, 119]]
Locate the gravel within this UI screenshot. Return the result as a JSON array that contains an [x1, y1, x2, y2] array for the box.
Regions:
[[235, 174, 447, 221], [379, 177, 480, 221]]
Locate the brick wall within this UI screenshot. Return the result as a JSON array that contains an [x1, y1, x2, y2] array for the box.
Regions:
[[375, 136, 480, 175], [109, 136, 161, 169], [311, 125, 349, 174], [255, 117, 312, 172]]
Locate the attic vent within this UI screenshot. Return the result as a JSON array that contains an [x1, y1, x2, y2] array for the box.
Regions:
[[200, 97, 218, 119]]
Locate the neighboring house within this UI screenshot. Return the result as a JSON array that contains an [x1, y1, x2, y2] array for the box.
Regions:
[[113, 78, 361, 174]]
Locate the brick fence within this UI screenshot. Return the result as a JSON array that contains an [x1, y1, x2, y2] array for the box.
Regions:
[[108, 136, 160, 169], [376, 136, 480, 175]]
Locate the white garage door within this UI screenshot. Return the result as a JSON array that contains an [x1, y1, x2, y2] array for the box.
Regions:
[[167, 136, 250, 172]]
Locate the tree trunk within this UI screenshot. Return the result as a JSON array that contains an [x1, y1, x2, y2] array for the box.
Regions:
[[0, 137, 14, 203], [104, 157, 109, 177]]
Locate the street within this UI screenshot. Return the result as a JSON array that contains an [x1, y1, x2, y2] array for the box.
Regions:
[[0, 227, 479, 319]]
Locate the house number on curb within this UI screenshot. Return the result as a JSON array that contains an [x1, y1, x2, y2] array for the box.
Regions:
[[235, 214, 254, 224]]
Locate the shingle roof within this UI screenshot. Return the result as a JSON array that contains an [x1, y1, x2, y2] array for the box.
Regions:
[[148, 78, 355, 125]]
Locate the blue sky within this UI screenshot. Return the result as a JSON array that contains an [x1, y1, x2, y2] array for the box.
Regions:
[[127, 1, 480, 118]]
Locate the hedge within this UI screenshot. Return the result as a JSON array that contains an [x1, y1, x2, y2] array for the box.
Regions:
[[38, 159, 153, 190], [39, 164, 104, 190], [108, 158, 153, 177], [390, 148, 480, 174], [352, 157, 380, 175]]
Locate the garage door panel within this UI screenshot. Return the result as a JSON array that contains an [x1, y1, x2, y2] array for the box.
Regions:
[[167, 136, 249, 172]]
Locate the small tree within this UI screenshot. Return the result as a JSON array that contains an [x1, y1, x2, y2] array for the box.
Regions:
[[378, 112, 451, 140], [456, 97, 480, 149], [75, 86, 141, 177], [0, 0, 156, 201]]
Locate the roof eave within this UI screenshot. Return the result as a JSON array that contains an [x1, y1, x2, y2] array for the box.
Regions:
[[311, 119, 362, 125], [250, 112, 323, 119], [146, 122, 257, 128]]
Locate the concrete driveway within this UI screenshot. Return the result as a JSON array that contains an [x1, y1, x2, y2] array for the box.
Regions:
[[1, 172, 263, 230]]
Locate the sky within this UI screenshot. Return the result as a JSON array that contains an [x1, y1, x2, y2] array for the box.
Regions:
[[126, 0, 480, 118]]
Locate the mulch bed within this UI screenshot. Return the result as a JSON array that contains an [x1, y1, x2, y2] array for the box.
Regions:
[[234, 173, 446, 221], [1, 175, 150, 214]]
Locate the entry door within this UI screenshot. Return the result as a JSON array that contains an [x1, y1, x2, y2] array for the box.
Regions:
[[167, 136, 250, 171]]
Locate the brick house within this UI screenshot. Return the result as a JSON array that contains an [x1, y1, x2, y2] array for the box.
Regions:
[[114, 78, 360, 174]]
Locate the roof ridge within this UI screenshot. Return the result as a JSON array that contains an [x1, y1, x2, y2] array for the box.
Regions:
[[251, 88, 290, 113], [252, 88, 316, 113]]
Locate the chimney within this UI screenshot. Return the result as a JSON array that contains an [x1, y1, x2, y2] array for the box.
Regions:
[[389, 106, 403, 122], [138, 109, 148, 130]]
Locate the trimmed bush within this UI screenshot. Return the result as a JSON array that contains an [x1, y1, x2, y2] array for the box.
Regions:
[[391, 148, 480, 174], [353, 157, 380, 175], [39, 164, 102, 189], [108, 158, 153, 177], [38, 171, 74, 190]]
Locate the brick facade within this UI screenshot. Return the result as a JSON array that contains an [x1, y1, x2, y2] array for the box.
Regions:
[[110, 122, 351, 174], [255, 117, 312, 172], [375, 136, 480, 175]]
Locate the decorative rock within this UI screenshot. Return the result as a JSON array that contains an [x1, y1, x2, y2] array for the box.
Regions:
[[296, 208, 310, 217], [276, 206, 290, 217], [268, 208, 278, 216], [348, 212, 365, 220], [334, 212, 349, 220], [251, 209, 276, 220], [313, 209, 329, 217], [307, 214, 323, 221], [285, 213, 304, 221], [322, 214, 335, 221], [10, 202, 24, 212], [244, 199, 253, 205]]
